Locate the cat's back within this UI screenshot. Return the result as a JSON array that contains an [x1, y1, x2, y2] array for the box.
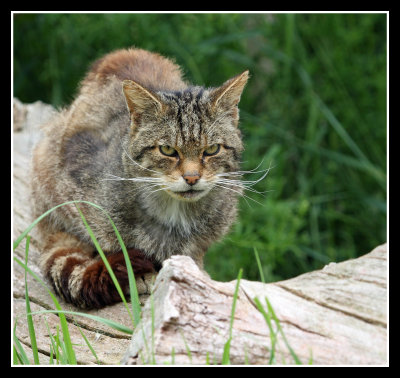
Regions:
[[82, 48, 188, 91]]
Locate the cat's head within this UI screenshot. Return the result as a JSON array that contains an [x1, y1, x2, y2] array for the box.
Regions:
[[122, 71, 249, 202]]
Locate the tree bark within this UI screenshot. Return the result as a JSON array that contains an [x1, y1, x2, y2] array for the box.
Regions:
[[121, 245, 387, 365]]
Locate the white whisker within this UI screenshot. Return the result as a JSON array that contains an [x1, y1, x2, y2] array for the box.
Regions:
[[216, 168, 270, 177], [213, 183, 251, 208], [141, 185, 170, 201], [215, 160, 273, 193], [211, 159, 275, 206], [102, 173, 163, 183], [102, 171, 169, 198], [216, 179, 269, 195], [213, 183, 265, 208]]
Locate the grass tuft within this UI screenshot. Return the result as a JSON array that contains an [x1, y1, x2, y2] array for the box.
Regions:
[[13, 200, 142, 365]]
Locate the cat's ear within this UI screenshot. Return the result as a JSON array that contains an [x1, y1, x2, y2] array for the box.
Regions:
[[210, 70, 249, 112], [122, 80, 163, 122]]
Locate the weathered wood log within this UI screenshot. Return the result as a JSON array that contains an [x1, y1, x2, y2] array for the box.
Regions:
[[13, 99, 387, 365], [121, 246, 387, 365]]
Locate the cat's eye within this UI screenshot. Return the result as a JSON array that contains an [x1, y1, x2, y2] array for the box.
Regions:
[[203, 144, 220, 156], [159, 145, 178, 157]]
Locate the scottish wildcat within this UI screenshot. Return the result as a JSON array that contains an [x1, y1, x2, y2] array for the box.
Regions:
[[30, 48, 249, 309]]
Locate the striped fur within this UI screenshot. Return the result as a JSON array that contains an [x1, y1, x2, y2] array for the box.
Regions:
[[40, 232, 157, 309], [31, 48, 249, 308]]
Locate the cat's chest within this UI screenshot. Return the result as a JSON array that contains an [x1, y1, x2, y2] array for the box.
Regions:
[[113, 193, 198, 236], [155, 199, 195, 235]]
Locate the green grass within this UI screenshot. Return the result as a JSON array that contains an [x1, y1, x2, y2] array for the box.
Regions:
[[222, 268, 243, 365], [14, 242, 77, 364], [13, 12, 386, 283], [13, 201, 139, 365]]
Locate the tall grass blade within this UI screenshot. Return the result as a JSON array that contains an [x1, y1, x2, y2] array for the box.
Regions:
[[222, 268, 243, 365], [13, 319, 30, 365], [179, 329, 192, 364], [14, 255, 77, 364], [54, 303, 76, 363], [253, 248, 301, 360], [221, 338, 232, 365], [24, 235, 40, 364], [76, 324, 101, 364], [44, 317, 58, 364], [29, 310, 133, 335], [13, 345, 20, 365], [114, 234, 141, 328], [253, 297, 277, 364], [78, 201, 143, 326], [171, 347, 175, 365], [264, 296, 302, 365], [74, 204, 135, 325], [13, 336, 30, 365], [55, 325, 68, 364], [253, 247, 265, 283], [255, 295, 302, 365], [13, 200, 78, 251], [48, 344, 55, 365]]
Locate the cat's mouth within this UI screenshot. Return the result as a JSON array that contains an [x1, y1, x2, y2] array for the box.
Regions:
[[167, 188, 206, 201]]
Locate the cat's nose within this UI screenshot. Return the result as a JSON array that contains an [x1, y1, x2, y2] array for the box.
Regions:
[[183, 172, 200, 186]]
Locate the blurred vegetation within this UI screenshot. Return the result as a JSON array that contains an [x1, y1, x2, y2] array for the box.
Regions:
[[13, 13, 387, 282]]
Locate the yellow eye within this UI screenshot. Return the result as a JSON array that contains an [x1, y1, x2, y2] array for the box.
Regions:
[[204, 144, 220, 156], [159, 145, 178, 157]]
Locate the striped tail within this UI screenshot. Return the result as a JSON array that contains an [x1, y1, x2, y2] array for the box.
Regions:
[[39, 232, 157, 309]]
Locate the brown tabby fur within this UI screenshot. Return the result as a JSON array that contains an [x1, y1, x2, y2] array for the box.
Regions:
[[30, 47, 249, 309]]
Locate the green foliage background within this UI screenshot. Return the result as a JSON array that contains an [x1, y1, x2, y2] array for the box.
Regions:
[[13, 13, 387, 282]]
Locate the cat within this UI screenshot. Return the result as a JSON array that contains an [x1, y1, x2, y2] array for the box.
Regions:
[[30, 48, 249, 309]]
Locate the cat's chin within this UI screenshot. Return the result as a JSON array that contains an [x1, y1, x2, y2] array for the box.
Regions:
[[166, 189, 208, 202]]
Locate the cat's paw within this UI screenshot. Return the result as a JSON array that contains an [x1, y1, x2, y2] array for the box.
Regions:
[[135, 272, 157, 295]]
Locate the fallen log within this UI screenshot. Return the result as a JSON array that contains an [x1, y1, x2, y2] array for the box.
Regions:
[[121, 245, 387, 365], [13, 99, 387, 365]]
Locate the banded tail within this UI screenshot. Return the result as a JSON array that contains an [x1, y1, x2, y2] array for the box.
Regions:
[[40, 232, 157, 309]]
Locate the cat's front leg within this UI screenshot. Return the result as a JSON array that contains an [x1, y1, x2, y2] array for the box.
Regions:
[[39, 231, 158, 309]]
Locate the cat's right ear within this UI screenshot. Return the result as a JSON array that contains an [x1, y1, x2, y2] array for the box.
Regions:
[[210, 70, 249, 111], [122, 80, 163, 123]]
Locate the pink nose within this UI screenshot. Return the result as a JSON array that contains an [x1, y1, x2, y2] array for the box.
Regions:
[[183, 172, 200, 186]]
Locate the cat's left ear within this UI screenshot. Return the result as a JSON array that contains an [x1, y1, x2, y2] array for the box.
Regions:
[[122, 79, 164, 124], [210, 70, 249, 118]]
